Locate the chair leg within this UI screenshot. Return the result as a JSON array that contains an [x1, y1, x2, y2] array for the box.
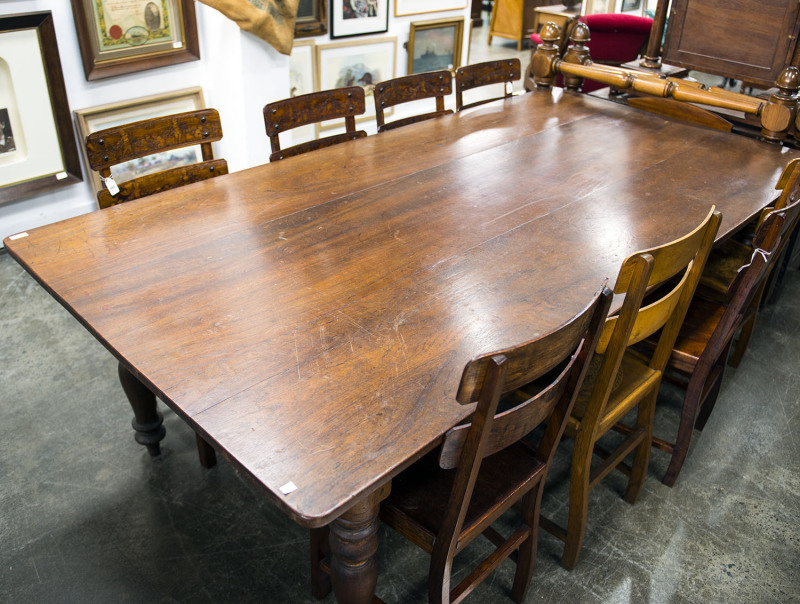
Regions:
[[511, 485, 543, 602], [694, 363, 726, 432], [623, 390, 656, 504], [561, 436, 594, 570], [310, 526, 332, 599], [729, 312, 758, 368], [662, 367, 711, 487]]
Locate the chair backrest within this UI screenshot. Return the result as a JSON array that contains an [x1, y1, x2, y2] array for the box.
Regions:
[[455, 58, 522, 111], [373, 71, 453, 132], [589, 207, 721, 419], [85, 108, 227, 209], [263, 87, 367, 162]]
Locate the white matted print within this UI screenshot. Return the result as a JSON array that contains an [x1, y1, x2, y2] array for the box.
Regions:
[[316, 37, 397, 129], [394, 0, 467, 17]]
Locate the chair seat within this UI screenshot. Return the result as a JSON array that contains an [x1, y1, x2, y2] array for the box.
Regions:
[[381, 442, 545, 554], [698, 238, 753, 297], [568, 349, 658, 433]]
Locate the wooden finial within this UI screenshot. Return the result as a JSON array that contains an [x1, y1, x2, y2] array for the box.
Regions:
[[761, 66, 799, 143], [561, 22, 591, 91], [531, 22, 562, 88]]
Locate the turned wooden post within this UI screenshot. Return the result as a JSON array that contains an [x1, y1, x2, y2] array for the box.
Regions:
[[561, 22, 591, 91], [761, 67, 800, 143], [640, 0, 669, 69], [118, 362, 165, 457], [531, 22, 562, 88]]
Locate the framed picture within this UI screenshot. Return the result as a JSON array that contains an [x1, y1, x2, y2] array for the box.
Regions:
[[295, 0, 328, 38], [289, 40, 319, 143], [582, 0, 613, 15], [316, 37, 397, 129], [70, 0, 200, 80], [407, 18, 464, 74], [74, 87, 206, 198], [331, 0, 389, 39], [619, 0, 644, 13], [394, 0, 467, 17], [0, 12, 82, 206]]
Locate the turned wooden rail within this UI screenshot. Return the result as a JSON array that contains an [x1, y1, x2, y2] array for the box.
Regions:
[[530, 21, 800, 145]]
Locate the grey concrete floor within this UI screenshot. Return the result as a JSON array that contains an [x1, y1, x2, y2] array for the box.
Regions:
[[2, 249, 800, 604]]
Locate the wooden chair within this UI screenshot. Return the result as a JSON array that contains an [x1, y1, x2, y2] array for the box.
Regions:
[[263, 87, 367, 162], [697, 158, 800, 366], [373, 71, 453, 132], [540, 208, 721, 570], [85, 108, 227, 209], [455, 58, 522, 111], [643, 212, 785, 487], [311, 284, 613, 603]]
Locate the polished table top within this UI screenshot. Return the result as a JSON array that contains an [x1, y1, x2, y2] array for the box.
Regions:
[[6, 88, 797, 530]]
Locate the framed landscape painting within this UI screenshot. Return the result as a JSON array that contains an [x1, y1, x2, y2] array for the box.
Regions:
[[295, 0, 328, 37], [70, 0, 200, 80], [317, 37, 397, 128], [331, 0, 389, 38], [74, 87, 206, 198], [0, 12, 82, 205], [407, 18, 464, 74]]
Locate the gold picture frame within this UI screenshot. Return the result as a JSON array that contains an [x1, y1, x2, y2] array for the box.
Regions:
[[407, 17, 465, 74], [70, 0, 200, 80]]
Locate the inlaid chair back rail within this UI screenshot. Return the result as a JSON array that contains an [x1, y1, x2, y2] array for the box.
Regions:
[[545, 207, 721, 571], [263, 87, 366, 162], [85, 108, 223, 174], [374, 70, 453, 132], [455, 58, 521, 111], [375, 284, 612, 604]]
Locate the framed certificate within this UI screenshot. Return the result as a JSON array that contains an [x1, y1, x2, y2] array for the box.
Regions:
[[70, 0, 200, 80], [0, 12, 82, 205]]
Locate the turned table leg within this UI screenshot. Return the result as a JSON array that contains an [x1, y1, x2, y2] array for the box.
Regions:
[[329, 483, 391, 604], [117, 362, 165, 457]]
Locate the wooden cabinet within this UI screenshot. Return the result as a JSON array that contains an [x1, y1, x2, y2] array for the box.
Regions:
[[661, 0, 800, 88], [488, 0, 562, 50]]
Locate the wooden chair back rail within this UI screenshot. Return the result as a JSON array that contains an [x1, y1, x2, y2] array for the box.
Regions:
[[96, 159, 229, 209], [374, 71, 454, 132], [455, 58, 522, 111], [85, 109, 223, 173], [263, 87, 367, 162]]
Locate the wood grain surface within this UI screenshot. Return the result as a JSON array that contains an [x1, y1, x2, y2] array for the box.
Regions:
[[5, 89, 797, 528]]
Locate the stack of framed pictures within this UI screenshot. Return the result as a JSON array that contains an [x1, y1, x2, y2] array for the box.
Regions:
[[0, 12, 82, 205]]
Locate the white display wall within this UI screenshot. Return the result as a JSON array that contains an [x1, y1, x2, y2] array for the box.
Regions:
[[0, 0, 473, 244]]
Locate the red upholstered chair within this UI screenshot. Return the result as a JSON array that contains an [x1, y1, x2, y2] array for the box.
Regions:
[[529, 14, 653, 93]]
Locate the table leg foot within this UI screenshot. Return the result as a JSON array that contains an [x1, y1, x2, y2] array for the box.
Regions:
[[118, 362, 165, 458], [329, 483, 390, 604]]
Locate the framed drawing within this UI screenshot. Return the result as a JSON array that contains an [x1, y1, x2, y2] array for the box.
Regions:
[[295, 0, 328, 38], [331, 0, 389, 39], [316, 37, 397, 129], [395, 0, 468, 17], [289, 40, 319, 143], [70, 0, 200, 80], [74, 87, 206, 197], [0, 12, 82, 205], [407, 18, 464, 74]]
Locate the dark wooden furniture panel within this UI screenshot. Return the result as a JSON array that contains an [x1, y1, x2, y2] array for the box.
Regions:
[[662, 0, 800, 88]]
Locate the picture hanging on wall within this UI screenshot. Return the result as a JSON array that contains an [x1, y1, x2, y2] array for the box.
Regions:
[[394, 0, 467, 17], [407, 17, 464, 74], [0, 12, 82, 205], [295, 0, 328, 37], [331, 0, 389, 39], [317, 37, 397, 128], [74, 88, 207, 199], [70, 0, 201, 80]]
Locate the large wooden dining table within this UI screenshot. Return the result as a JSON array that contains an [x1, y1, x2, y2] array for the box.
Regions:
[[5, 87, 797, 603]]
